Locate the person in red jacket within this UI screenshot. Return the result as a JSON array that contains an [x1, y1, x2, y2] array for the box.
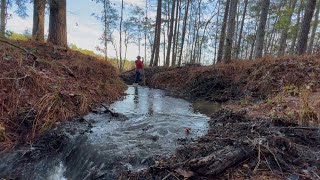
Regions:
[[134, 56, 144, 84]]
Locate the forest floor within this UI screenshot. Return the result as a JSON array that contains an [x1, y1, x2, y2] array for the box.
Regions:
[[121, 56, 320, 179], [0, 39, 126, 151]]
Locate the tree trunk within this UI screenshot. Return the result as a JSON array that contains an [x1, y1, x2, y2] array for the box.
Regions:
[[0, 0, 6, 37], [153, 0, 162, 67], [119, 0, 124, 70], [224, 0, 238, 63], [254, 0, 270, 59], [178, 0, 191, 66], [296, 0, 317, 55], [144, 0, 148, 65], [216, 0, 230, 63], [278, 0, 297, 56], [171, 0, 180, 66], [166, 0, 176, 67], [104, 0, 108, 60], [165, 0, 175, 67], [290, 1, 303, 54], [236, 0, 248, 59], [48, 0, 67, 47], [213, 0, 221, 64], [32, 0, 45, 41], [307, 0, 320, 53]]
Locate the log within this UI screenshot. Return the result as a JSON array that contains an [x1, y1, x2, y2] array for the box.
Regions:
[[186, 146, 253, 176]]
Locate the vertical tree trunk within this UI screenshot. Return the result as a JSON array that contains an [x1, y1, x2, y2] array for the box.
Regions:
[[144, 0, 148, 65], [216, 0, 230, 63], [0, 0, 6, 37], [163, 24, 166, 65], [119, 0, 124, 70], [278, 0, 297, 56], [32, 0, 45, 41], [153, 0, 162, 66], [178, 0, 191, 66], [307, 0, 320, 53], [104, 0, 108, 60], [296, 0, 317, 55], [150, 18, 158, 66], [165, 0, 176, 66], [48, 0, 67, 47], [171, 0, 180, 66], [254, 0, 270, 59], [290, 1, 303, 54], [213, 0, 221, 64], [236, 0, 248, 59], [224, 0, 238, 63]]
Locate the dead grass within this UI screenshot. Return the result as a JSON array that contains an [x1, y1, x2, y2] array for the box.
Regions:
[[0, 39, 126, 150]]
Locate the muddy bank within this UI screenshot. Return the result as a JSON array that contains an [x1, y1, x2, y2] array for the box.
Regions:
[[122, 55, 320, 102], [0, 40, 126, 150], [121, 109, 320, 179]]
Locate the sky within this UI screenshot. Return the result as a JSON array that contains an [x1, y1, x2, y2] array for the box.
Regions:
[[7, 0, 146, 60]]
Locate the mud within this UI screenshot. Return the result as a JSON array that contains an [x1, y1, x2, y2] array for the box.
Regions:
[[121, 109, 320, 179]]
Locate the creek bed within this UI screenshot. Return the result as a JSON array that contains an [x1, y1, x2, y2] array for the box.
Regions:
[[0, 86, 218, 179]]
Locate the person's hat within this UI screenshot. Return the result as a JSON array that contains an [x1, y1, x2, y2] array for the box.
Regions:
[[136, 56, 141, 59]]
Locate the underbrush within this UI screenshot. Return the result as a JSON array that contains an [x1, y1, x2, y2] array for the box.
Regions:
[[0, 39, 126, 150]]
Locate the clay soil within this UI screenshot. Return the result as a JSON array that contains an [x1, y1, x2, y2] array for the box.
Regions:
[[0, 40, 126, 150], [121, 56, 320, 179]]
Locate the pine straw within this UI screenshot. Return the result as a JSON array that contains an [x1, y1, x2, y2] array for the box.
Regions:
[[0, 40, 126, 150]]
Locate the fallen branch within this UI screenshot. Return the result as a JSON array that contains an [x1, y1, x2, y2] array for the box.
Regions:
[[60, 63, 77, 78], [0, 38, 39, 60], [169, 146, 254, 176], [0, 75, 29, 80]]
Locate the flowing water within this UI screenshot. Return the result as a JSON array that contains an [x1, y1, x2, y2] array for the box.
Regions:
[[0, 86, 220, 179]]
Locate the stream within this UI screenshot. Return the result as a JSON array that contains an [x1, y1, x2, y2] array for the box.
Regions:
[[0, 86, 220, 179]]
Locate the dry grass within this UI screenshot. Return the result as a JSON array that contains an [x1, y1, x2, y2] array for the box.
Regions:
[[0, 39, 126, 150]]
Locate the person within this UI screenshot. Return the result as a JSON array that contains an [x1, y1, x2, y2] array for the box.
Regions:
[[134, 56, 144, 84]]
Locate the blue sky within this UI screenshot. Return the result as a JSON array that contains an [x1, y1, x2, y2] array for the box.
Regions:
[[7, 0, 145, 60]]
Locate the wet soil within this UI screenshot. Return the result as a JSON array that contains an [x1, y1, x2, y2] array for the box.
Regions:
[[120, 109, 320, 180]]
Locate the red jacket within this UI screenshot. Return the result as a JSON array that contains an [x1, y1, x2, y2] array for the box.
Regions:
[[135, 59, 144, 70]]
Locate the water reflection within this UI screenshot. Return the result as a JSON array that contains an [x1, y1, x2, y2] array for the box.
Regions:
[[134, 86, 139, 109]]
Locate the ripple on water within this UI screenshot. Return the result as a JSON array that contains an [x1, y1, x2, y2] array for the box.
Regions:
[[79, 86, 210, 171]]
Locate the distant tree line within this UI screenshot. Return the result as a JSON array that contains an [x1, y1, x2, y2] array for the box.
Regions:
[[1, 0, 320, 68]]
